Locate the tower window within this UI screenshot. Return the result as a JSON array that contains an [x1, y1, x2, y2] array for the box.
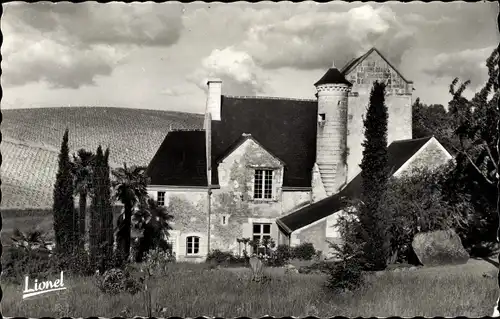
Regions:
[[319, 113, 326, 121]]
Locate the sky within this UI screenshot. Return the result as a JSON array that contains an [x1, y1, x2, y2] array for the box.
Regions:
[[1, 1, 499, 114]]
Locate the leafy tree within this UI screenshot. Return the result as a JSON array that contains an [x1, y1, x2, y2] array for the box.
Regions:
[[112, 163, 150, 264], [380, 165, 472, 264], [132, 198, 174, 262], [412, 98, 459, 153], [53, 129, 76, 254], [71, 149, 95, 251], [447, 47, 500, 255], [358, 81, 391, 270]]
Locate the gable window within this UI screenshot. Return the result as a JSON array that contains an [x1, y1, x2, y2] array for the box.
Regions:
[[254, 169, 273, 199], [186, 236, 200, 255], [157, 191, 165, 206]]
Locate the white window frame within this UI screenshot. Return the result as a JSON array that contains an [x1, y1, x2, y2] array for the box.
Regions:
[[253, 169, 274, 200], [252, 223, 272, 244], [157, 191, 166, 206], [186, 236, 200, 256]]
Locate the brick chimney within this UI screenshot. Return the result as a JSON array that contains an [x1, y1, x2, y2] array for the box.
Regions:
[[206, 79, 222, 121]]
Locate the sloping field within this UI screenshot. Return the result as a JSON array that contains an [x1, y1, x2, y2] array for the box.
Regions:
[[1, 107, 204, 208]]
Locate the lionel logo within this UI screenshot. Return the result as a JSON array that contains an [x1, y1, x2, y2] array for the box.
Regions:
[[23, 271, 66, 299]]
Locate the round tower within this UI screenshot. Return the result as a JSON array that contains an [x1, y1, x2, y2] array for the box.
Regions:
[[314, 62, 352, 195]]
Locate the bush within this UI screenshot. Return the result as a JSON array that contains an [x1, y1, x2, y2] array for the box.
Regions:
[[269, 244, 292, 267], [2, 246, 53, 284], [206, 250, 247, 267], [379, 165, 472, 264], [292, 243, 316, 260], [96, 268, 143, 295], [325, 258, 365, 292]]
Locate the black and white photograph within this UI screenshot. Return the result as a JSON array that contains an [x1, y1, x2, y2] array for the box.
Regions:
[[1, 1, 500, 317]]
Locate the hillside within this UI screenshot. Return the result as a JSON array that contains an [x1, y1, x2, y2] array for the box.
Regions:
[[1, 107, 204, 208]]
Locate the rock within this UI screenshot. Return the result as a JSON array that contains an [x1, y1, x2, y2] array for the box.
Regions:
[[412, 229, 469, 267], [285, 264, 299, 274], [393, 268, 401, 272], [409, 266, 418, 271]]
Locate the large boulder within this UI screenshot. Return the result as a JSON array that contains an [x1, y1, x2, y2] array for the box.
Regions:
[[412, 229, 469, 266]]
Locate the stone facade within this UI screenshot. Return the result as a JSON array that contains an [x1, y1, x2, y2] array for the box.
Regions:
[[345, 50, 413, 181], [147, 186, 209, 262], [148, 136, 314, 260], [315, 83, 350, 198]]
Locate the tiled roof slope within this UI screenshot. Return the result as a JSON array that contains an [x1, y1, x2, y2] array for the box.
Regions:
[[278, 136, 433, 232], [211, 96, 318, 188], [146, 130, 208, 187]]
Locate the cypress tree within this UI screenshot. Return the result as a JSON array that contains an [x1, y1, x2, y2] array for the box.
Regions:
[[359, 81, 391, 270], [101, 148, 114, 270], [89, 146, 103, 270], [53, 128, 76, 255]]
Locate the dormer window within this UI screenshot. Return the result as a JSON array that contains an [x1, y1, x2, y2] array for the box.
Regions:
[[254, 169, 273, 200]]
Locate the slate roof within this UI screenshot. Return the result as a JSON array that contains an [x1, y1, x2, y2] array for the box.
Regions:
[[146, 130, 208, 187], [314, 68, 353, 87], [277, 136, 434, 233], [211, 96, 318, 188]]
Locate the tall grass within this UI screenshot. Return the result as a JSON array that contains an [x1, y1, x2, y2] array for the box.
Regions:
[[2, 261, 497, 317]]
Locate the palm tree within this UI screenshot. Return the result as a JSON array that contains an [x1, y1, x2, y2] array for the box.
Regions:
[[112, 163, 150, 263], [132, 198, 174, 262], [72, 149, 95, 251], [11, 228, 51, 252]]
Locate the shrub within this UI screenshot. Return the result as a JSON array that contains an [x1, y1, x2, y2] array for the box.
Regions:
[[2, 246, 53, 284], [206, 249, 235, 265], [379, 165, 472, 264], [325, 258, 365, 292], [292, 243, 316, 260], [326, 213, 367, 292], [96, 267, 143, 295], [268, 244, 292, 267]]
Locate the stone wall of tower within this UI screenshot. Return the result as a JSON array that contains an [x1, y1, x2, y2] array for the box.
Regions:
[[344, 50, 413, 181], [316, 84, 350, 195]]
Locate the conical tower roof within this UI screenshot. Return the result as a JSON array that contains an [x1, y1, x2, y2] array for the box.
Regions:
[[314, 63, 352, 87]]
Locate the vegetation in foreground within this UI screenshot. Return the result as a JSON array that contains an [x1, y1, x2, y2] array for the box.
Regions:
[[2, 260, 497, 318]]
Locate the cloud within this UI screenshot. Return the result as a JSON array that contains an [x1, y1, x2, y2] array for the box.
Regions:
[[188, 47, 270, 96], [239, 4, 417, 70], [2, 2, 184, 89], [422, 46, 495, 89]]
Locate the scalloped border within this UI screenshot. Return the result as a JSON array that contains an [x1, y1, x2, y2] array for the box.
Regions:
[[1, 1, 499, 318]]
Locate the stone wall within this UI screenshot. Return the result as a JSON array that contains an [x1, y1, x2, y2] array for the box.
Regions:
[[147, 187, 209, 262], [345, 50, 412, 181], [211, 137, 285, 255]]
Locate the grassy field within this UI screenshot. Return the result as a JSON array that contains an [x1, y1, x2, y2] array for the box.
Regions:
[[1, 107, 203, 208], [2, 259, 498, 317]]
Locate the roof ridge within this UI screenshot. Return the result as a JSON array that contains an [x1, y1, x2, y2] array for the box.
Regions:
[[170, 128, 206, 132], [390, 136, 433, 144], [223, 95, 316, 102]]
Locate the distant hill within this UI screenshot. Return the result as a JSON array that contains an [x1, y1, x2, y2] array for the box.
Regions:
[[1, 107, 204, 209]]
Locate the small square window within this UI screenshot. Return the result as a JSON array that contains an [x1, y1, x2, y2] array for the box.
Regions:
[[157, 191, 165, 206]]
